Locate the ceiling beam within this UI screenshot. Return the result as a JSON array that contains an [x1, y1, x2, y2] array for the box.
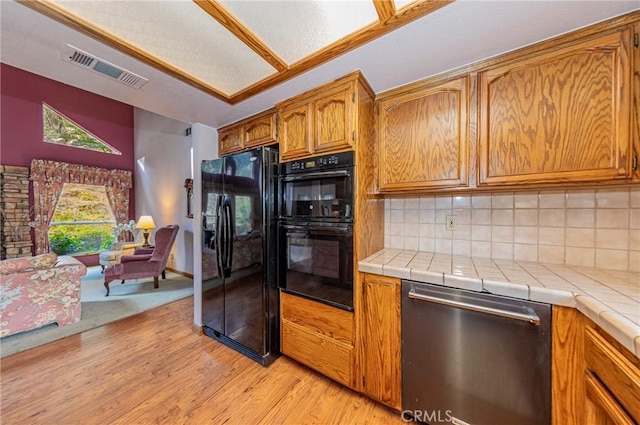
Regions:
[[373, 0, 396, 22], [18, 0, 232, 103], [229, 0, 455, 103], [19, 0, 454, 105], [194, 0, 288, 73]]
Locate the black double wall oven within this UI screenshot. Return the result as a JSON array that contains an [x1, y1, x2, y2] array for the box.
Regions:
[[278, 151, 355, 311]]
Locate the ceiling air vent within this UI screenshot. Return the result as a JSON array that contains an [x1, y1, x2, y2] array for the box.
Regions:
[[62, 44, 148, 90]]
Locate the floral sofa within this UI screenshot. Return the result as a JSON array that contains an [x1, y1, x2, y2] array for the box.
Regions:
[[0, 253, 87, 337]]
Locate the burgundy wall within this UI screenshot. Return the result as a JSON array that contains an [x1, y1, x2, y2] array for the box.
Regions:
[[0, 64, 135, 263], [1, 63, 134, 169]]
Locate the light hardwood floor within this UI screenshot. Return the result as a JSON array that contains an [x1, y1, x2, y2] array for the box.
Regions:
[[0, 296, 404, 425]]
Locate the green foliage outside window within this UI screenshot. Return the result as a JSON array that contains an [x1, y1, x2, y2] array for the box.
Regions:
[[42, 103, 120, 155], [49, 224, 114, 255], [49, 184, 117, 255]]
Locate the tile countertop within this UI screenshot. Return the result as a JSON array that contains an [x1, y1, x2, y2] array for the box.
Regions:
[[359, 248, 640, 359]]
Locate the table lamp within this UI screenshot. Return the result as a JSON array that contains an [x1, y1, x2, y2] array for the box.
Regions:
[[136, 215, 156, 247]]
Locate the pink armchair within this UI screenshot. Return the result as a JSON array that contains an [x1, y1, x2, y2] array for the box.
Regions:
[[103, 225, 179, 296]]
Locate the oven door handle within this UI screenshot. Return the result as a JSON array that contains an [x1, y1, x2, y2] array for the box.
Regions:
[[408, 290, 540, 325], [282, 224, 350, 234], [281, 170, 350, 182], [282, 224, 308, 232]]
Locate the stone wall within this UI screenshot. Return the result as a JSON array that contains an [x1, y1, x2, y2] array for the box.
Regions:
[[1, 165, 32, 259]]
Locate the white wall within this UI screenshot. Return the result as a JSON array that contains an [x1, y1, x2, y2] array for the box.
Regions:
[[134, 108, 194, 274], [191, 123, 218, 327]]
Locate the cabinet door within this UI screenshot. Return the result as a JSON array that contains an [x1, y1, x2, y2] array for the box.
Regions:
[[280, 292, 354, 388], [279, 101, 313, 161], [584, 372, 635, 425], [244, 113, 276, 148], [478, 28, 634, 186], [313, 83, 354, 154], [378, 77, 469, 192], [584, 326, 640, 422], [362, 274, 401, 410], [218, 125, 243, 155]]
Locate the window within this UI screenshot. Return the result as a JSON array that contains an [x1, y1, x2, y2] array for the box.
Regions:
[[42, 103, 121, 155], [48, 183, 116, 255]]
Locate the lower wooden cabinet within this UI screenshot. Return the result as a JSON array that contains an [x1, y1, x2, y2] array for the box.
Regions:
[[280, 291, 355, 388], [552, 306, 640, 425], [585, 370, 635, 425], [583, 325, 640, 424], [280, 278, 640, 421], [361, 273, 401, 410]]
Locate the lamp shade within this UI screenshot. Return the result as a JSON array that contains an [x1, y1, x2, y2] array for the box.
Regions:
[[136, 215, 156, 229]]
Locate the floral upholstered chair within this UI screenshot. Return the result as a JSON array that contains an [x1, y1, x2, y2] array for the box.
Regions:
[[98, 221, 142, 272], [103, 224, 179, 296]]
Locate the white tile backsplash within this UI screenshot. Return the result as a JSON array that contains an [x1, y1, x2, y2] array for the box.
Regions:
[[597, 189, 630, 208], [631, 190, 640, 208], [539, 209, 565, 227], [514, 209, 538, 226], [514, 243, 538, 262], [492, 192, 514, 209], [472, 194, 492, 209], [539, 191, 566, 208], [435, 196, 452, 209], [566, 228, 595, 248], [472, 209, 492, 225], [596, 229, 629, 250], [384, 187, 639, 271], [597, 209, 629, 229], [567, 190, 596, 208], [515, 192, 539, 208], [453, 195, 471, 208], [567, 209, 595, 227]]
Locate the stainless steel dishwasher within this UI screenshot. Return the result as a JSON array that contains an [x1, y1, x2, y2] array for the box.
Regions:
[[402, 279, 551, 425]]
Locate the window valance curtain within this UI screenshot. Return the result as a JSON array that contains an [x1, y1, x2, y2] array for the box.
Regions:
[[30, 159, 133, 254]]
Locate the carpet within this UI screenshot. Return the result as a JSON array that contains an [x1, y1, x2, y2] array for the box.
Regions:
[[0, 265, 195, 358]]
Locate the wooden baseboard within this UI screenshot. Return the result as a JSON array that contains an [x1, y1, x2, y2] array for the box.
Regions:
[[166, 267, 193, 279], [192, 323, 204, 335]]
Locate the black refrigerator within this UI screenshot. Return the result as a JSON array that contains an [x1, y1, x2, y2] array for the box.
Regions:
[[201, 146, 279, 366]]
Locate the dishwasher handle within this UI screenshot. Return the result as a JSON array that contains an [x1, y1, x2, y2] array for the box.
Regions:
[[408, 290, 540, 325]]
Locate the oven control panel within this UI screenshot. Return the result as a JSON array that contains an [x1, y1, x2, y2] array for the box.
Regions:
[[283, 151, 353, 174]]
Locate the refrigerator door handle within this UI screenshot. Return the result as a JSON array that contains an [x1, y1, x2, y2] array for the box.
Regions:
[[215, 195, 224, 278], [221, 196, 233, 278]]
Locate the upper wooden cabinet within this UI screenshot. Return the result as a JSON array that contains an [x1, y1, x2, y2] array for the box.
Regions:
[[313, 83, 354, 154], [277, 100, 313, 159], [277, 71, 372, 162], [218, 126, 243, 155], [244, 112, 277, 148], [377, 76, 470, 192], [478, 27, 635, 186], [218, 108, 277, 156]]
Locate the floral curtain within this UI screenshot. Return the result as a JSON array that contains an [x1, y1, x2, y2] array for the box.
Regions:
[[30, 159, 133, 254]]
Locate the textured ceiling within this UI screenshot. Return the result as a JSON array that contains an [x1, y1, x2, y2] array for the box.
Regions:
[[20, 0, 451, 103], [1, 1, 639, 128]]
